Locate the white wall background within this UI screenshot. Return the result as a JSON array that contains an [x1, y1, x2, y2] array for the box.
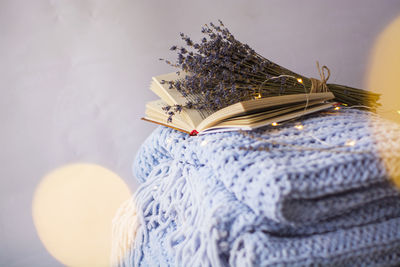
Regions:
[[1, 0, 399, 266]]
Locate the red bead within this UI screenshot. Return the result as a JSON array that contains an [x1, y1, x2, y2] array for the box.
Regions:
[[190, 130, 199, 136]]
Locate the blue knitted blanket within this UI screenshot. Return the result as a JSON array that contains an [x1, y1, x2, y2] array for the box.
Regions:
[[112, 109, 400, 266]]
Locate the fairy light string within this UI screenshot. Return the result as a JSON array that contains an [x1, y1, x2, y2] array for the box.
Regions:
[[237, 105, 375, 155], [239, 130, 369, 155], [194, 104, 399, 157], [255, 61, 337, 129]]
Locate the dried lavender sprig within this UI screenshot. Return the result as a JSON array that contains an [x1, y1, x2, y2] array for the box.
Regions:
[[162, 104, 183, 123]]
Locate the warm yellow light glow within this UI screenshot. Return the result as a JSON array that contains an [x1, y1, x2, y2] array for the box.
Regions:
[[397, 110, 400, 115], [254, 93, 262, 99], [345, 140, 356, 147], [366, 15, 400, 124], [294, 124, 304, 130], [334, 106, 341, 111], [32, 164, 131, 267], [297, 78, 303, 84], [271, 122, 278, 126], [367, 16, 400, 190]]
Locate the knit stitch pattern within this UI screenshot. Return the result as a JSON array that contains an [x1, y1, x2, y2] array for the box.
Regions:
[[112, 109, 400, 266]]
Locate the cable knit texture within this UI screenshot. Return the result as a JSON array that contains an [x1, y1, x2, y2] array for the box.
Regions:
[[112, 109, 400, 266]]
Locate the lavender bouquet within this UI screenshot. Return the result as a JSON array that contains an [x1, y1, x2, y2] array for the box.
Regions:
[[160, 20, 380, 121]]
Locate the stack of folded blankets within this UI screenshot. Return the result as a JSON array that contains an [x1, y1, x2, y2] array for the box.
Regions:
[[112, 109, 400, 266]]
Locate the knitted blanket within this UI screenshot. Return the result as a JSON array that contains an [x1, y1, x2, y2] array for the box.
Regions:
[[112, 109, 400, 266]]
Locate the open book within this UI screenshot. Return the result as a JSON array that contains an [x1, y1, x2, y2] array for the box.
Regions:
[[143, 72, 335, 135]]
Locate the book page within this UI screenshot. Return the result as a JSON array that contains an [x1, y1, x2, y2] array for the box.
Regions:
[[196, 92, 334, 131], [145, 100, 192, 131], [151, 72, 210, 129], [222, 100, 323, 124], [200, 102, 334, 134]]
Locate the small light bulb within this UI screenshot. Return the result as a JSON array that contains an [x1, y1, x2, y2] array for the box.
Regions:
[[271, 122, 278, 126], [294, 124, 304, 130], [345, 140, 356, 147], [297, 78, 303, 84], [254, 93, 262, 99], [334, 106, 341, 111]]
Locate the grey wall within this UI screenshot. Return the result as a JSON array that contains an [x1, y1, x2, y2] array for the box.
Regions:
[[1, 0, 399, 266]]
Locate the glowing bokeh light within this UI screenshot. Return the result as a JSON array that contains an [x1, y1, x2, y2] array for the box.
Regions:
[[366, 15, 400, 189], [294, 124, 304, 130], [366, 15, 400, 124], [345, 140, 356, 147], [32, 163, 131, 267]]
